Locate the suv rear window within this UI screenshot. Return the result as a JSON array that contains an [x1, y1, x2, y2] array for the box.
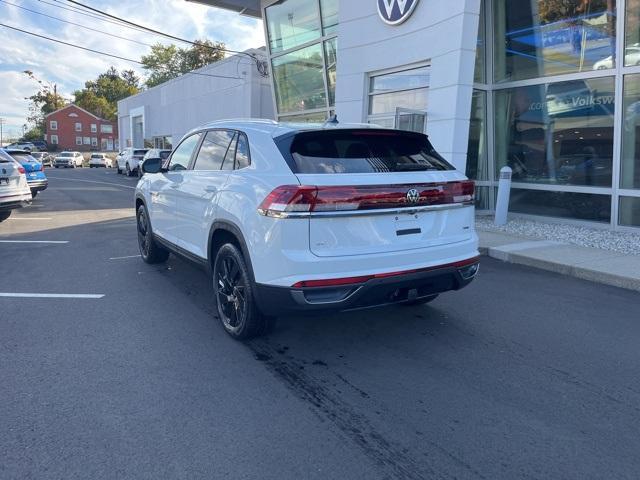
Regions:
[[277, 129, 454, 174], [134, 150, 148, 156]]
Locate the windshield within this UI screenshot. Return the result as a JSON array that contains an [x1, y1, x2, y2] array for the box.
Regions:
[[278, 129, 454, 174]]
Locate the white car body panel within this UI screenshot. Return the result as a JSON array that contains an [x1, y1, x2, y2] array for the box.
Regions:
[[0, 152, 32, 211], [136, 120, 479, 290]]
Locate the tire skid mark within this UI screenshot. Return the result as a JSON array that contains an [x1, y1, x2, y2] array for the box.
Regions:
[[248, 340, 439, 480]]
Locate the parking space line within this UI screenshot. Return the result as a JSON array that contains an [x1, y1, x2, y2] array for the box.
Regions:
[[8, 217, 52, 221], [0, 240, 69, 244], [109, 254, 141, 260], [0, 293, 104, 299], [45, 176, 136, 190]]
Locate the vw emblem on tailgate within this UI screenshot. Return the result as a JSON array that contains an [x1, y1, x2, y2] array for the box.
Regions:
[[378, 0, 420, 26], [406, 188, 420, 204]]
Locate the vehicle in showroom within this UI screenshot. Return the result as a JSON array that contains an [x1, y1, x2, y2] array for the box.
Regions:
[[31, 151, 54, 167], [138, 148, 171, 177], [0, 149, 32, 222], [135, 120, 479, 340], [116, 147, 148, 176], [89, 153, 113, 168], [54, 151, 83, 168], [4, 150, 48, 197]]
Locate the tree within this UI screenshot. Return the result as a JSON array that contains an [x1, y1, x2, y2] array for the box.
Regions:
[[141, 40, 226, 88], [23, 70, 66, 134], [538, 0, 609, 24], [73, 67, 141, 121]]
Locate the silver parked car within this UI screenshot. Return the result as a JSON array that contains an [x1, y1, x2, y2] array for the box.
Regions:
[[0, 149, 32, 222]]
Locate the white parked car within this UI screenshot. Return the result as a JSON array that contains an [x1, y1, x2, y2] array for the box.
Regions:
[[593, 46, 640, 70], [89, 153, 113, 168], [6, 142, 37, 152], [0, 149, 32, 222], [135, 120, 479, 339], [54, 151, 84, 168], [116, 148, 148, 176], [138, 149, 171, 177]]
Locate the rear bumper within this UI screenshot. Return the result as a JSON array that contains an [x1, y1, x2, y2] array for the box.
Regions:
[[0, 192, 32, 211], [27, 179, 48, 191], [253, 256, 480, 316]]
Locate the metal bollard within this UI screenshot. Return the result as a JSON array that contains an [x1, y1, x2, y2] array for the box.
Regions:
[[495, 166, 512, 226]]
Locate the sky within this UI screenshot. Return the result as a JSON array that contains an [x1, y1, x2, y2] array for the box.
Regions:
[[0, 0, 265, 139]]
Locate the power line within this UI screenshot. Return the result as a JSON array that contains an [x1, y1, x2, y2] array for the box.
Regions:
[[0, 0, 154, 47], [0, 22, 243, 80], [63, 0, 268, 75]]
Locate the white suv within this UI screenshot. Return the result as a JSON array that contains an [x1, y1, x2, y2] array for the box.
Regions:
[[116, 148, 149, 176], [135, 120, 479, 339], [54, 151, 83, 168]]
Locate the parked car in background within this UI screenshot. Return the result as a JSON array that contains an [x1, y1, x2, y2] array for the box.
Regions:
[[6, 142, 37, 152], [31, 151, 54, 167], [139, 149, 171, 177], [135, 120, 479, 339], [0, 149, 32, 221], [31, 140, 48, 151], [54, 151, 83, 168], [5, 150, 48, 197], [116, 148, 148, 176], [89, 153, 113, 168]]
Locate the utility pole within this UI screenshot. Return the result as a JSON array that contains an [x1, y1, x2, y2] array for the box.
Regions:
[[0, 118, 4, 147]]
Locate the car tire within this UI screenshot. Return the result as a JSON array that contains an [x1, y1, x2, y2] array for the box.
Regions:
[[0, 211, 11, 222], [403, 294, 439, 306], [213, 243, 268, 340], [31, 190, 38, 198], [55, 166, 59, 168], [117, 166, 122, 174], [126, 163, 132, 177], [136, 204, 169, 264]]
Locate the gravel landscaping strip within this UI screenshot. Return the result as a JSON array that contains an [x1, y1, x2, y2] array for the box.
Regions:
[[476, 216, 640, 255]]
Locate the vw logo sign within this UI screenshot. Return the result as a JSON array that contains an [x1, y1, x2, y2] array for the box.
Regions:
[[378, 0, 420, 26], [406, 188, 420, 203]]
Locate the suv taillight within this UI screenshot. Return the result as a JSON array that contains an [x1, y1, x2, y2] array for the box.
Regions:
[[258, 181, 475, 217], [18, 166, 25, 174]]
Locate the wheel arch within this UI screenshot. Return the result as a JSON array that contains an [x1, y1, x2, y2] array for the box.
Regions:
[[207, 221, 255, 282]]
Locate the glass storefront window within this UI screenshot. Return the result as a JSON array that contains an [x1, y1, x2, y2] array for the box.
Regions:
[[324, 38, 337, 107], [466, 90, 488, 180], [619, 196, 640, 226], [621, 74, 640, 189], [279, 112, 328, 123], [474, 0, 486, 84], [509, 189, 611, 222], [320, 0, 339, 36], [625, 0, 640, 66], [495, 77, 615, 187], [266, 0, 321, 54], [272, 44, 327, 114], [494, 0, 617, 82]]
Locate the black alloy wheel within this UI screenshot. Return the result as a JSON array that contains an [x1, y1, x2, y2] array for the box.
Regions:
[[136, 205, 169, 264], [213, 244, 270, 339]]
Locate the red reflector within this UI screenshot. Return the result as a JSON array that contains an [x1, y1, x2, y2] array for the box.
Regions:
[[259, 181, 475, 217], [292, 256, 480, 288], [18, 166, 25, 174]]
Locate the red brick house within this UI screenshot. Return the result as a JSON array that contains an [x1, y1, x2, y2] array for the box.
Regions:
[[44, 104, 118, 152]]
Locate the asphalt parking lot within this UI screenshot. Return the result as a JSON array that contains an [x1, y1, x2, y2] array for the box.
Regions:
[[1, 168, 640, 480]]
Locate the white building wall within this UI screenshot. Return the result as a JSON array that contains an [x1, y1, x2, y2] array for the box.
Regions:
[[117, 49, 274, 149], [335, 0, 481, 170]]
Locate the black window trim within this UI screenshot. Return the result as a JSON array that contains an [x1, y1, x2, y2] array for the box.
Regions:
[[189, 128, 252, 172], [165, 131, 205, 171]]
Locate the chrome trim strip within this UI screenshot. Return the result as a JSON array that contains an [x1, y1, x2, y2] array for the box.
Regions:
[[258, 202, 473, 219]]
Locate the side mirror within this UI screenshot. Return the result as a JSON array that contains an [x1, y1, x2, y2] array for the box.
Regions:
[[142, 157, 163, 174]]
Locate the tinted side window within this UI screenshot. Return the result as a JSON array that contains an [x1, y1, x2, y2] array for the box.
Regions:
[[168, 133, 202, 171], [235, 133, 250, 169], [220, 133, 238, 171], [194, 130, 235, 171]]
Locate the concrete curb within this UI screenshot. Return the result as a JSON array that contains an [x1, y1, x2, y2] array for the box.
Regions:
[[478, 231, 640, 293]]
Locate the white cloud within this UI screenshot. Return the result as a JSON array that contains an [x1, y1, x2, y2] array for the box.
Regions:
[[0, 0, 265, 134]]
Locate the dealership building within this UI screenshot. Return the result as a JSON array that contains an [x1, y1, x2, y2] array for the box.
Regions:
[[125, 0, 640, 230]]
